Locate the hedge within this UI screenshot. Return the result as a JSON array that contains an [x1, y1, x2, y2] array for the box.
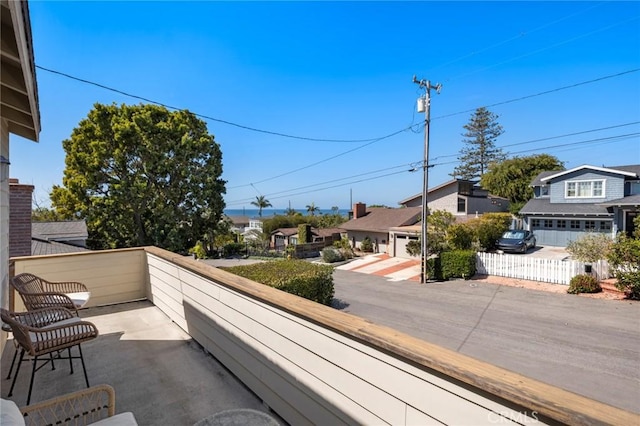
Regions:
[[221, 259, 335, 305], [441, 250, 476, 280]]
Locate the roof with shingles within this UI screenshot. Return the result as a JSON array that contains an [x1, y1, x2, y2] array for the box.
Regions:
[[530, 165, 640, 186], [31, 238, 90, 256], [32, 221, 88, 241], [598, 194, 640, 207], [339, 207, 421, 232], [520, 198, 611, 216]]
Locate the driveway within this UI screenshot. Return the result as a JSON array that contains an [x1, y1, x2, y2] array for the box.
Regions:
[[332, 269, 640, 414]]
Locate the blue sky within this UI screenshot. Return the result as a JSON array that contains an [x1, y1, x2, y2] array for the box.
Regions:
[[12, 1, 640, 211]]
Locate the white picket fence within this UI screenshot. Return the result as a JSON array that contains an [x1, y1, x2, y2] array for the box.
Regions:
[[476, 252, 610, 285]]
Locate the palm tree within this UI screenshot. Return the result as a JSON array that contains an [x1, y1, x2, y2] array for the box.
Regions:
[[306, 202, 319, 216], [251, 195, 272, 217]]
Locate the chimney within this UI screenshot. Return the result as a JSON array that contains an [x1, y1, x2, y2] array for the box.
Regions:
[[9, 179, 33, 257], [353, 202, 367, 219]]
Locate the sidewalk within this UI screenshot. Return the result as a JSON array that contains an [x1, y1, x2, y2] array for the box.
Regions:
[[336, 253, 421, 282]]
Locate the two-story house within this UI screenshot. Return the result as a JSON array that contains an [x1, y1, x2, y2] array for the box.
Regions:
[[520, 164, 640, 247], [399, 179, 509, 218]]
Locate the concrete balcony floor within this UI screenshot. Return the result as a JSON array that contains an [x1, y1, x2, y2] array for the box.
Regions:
[[1, 301, 284, 425]]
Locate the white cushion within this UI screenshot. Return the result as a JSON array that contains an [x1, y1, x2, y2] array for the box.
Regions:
[[29, 317, 82, 342], [90, 412, 138, 426], [1, 399, 25, 426], [65, 291, 91, 308]]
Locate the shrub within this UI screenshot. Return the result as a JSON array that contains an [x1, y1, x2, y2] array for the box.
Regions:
[[221, 259, 335, 305], [441, 250, 476, 280], [468, 213, 512, 251], [567, 274, 601, 294], [446, 223, 474, 250], [406, 239, 420, 257], [607, 233, 640, 299], [360, 236, 373, 252], [189, 241, 207, 259], [223, 242, 245, 257], [321, 247, 344, 263], [333, 236, 354, 259], [566, 233, 613, 263]]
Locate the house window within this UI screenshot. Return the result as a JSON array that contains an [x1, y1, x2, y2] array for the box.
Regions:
[[531, 219, 541, 228], [458, 181, 473, 196], [457, 197, 466, 213], [544, 219, 553, 228], [565, 180, 605, 198], [540, 185, 549, 196], [585, 220, 596, 230], [570, 220, 581, 229], [557, 220, 566, 229], [600, 221, 611, 231]]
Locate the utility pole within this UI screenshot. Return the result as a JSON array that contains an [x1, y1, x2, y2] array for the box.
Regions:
[[413, 76, 441, 284]]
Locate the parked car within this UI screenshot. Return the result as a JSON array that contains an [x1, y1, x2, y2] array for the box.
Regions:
[[496, 230, 536, 253]]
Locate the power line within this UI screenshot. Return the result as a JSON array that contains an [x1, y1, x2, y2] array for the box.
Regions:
[[446, 15, 640, 82], [36, 64, 639, 144], [35, 64, 415, 144], [428, 2, 607, 75], [36, 64, 639, 190], [226, 169, 410, 206], [433, 69, 640, 121], [227, 162, 414, 203], [226, 132, 637, 205], [431, 133, 639, 167], [431, 121, 640, 161]]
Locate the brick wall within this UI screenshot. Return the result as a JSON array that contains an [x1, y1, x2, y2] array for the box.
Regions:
[[9, 178, 33, 257]]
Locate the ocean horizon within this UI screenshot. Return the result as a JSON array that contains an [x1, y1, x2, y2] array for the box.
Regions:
[[224, 208, 350, 218]]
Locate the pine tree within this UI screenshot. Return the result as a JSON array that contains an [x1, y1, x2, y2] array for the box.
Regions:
[[452, 107, 505, 180]]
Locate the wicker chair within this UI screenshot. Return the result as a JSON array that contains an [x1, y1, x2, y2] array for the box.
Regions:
[[1, 307, 99, 405], [1, 384, 137, 426], [11, 273, 91, 314]]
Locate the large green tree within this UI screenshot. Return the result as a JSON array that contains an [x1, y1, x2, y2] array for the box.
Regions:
[[452, 107, 506, 180], [481, 154, 564, 214], [51, 103, 226, 252]]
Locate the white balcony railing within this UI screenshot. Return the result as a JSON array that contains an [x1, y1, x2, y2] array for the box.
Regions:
[[10, 247, 637, 425]]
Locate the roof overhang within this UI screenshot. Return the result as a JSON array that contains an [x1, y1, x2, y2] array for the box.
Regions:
[[1, 0, 40, 142], [541, 165, 637, 182]]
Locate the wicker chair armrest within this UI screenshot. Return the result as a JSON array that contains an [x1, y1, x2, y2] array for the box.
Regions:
[[44, 280, 89, 293], [20, 384, 116, 426], [11, 307, 75, 327]]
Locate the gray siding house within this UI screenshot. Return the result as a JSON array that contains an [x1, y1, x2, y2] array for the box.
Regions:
[[399, 179, 509, 217], [520, 165, 640, 247]]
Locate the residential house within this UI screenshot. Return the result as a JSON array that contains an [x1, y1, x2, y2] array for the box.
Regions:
[[339, 203, 421, 254], [270, 226, 341, 251], [227, 215, 263, 241], [520, 164, 640, 247], [399, 179, 509, 218], [1, 0, 40, 353]]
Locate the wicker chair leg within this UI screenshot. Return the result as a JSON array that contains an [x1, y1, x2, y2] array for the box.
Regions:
[[8, 348, 25, 397], [78, 345, 90, 388], [5, 346, 18, 379], [27, 355, 38, 405], [68, 347, 73, 374], [50, 352, 56, 370]]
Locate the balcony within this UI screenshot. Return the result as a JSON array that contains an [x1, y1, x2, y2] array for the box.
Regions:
[[2, 247, 636, 425]]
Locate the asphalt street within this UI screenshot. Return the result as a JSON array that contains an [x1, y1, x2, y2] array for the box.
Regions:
[[332, 269, 640, 414], [205, 257, 639, 413]]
